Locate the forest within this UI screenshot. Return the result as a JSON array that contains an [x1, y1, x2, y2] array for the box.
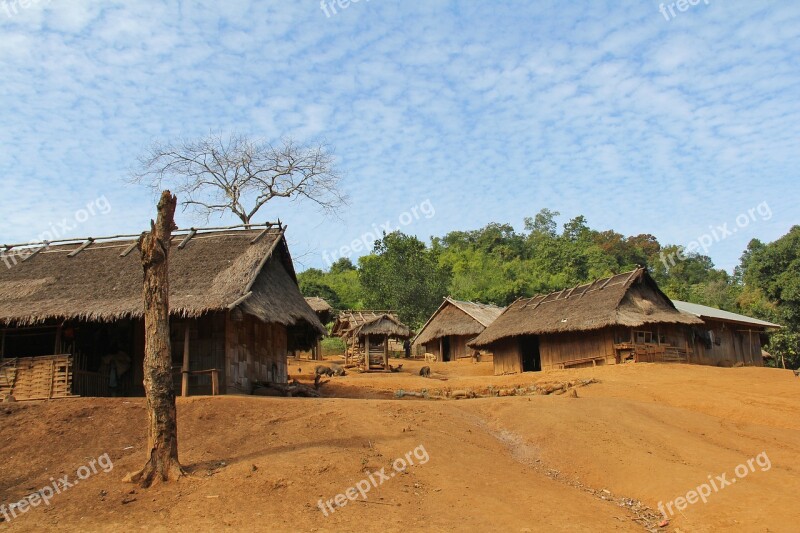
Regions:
[[299, 209, 800, 369]]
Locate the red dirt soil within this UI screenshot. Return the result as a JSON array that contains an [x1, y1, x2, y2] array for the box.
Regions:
[[1, 358, 799, 532]]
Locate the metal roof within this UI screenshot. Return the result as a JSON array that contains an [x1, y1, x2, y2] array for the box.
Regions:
[[671, 300, 781, 330]]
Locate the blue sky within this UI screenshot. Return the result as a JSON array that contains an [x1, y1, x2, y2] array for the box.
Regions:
[[1, 0, 798, 272]]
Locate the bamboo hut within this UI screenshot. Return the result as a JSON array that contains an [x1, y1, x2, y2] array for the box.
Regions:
[[470, 267, 704, 375], [672, 300, 780, 367], [0, 224, 325, 400], [331, 311, 411, 371], [413, 297, 504, 361]]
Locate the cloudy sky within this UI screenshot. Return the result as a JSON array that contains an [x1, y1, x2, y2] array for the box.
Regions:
[[1, 0, 798, 272]]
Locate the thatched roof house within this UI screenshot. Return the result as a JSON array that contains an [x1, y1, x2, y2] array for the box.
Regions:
[[414, 297, 504, 361], [470, 267, 704, 374], [0, 225, 324, 399], [331, 310, 411, 340], [331, 310, 411, 371], [304, 296, 334, 325]]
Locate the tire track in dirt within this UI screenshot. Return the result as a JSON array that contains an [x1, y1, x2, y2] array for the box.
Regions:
[[461, 408, 667, 532]]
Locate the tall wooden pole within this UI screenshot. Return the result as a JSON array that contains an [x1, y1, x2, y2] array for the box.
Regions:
[[126, 190, 184, 488], [181, 323, 190, 397]]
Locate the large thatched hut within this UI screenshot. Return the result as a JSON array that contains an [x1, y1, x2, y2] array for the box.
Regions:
[[331, 310, 411, 371], [413, 297, 504, 361], [470, 268, 704, 374], [671, 300, 780, 366], [0, 224, 324, 400]]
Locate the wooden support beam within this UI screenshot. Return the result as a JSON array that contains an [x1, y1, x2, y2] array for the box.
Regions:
[[21, 243, 48, 262], [227, 291, 253, 310], [182, 323, 191, 398], [364, 334, 370, 371], [177, 228, 197, 249], [383, 336, 389, 372], [249, 225, 274, 244], [211, 369, 219, 396], [67, 238, 95, 257], [120, 240, 139, 257]]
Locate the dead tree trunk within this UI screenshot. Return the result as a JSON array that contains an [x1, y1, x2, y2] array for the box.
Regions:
[[127, 190, 184, 487]]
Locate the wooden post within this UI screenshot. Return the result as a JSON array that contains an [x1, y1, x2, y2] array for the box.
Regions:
[[54, 324, 63, 355], [211, 369, 219, 396], [364, 335, 370, 371], [383, 336, 389, 371], [181, 323, 190, 397], [316, 338, 322, 361]]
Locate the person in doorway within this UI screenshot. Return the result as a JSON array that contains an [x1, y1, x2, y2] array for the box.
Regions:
[[403, 339, 411, 359]]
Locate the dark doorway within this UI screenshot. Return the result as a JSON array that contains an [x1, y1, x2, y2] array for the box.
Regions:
[[519, 335, 541, 372], [442, 336, 451, 362]]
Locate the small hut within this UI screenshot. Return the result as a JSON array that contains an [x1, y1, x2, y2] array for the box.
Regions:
[[0, 224, 325, 399], [671, 300, 780, 366], [470, 267, 704, 374], [413, 297, 504, 361], [305, 297, 333, 325], [331, 311, 411, 371], [304, 297, 334, 361]]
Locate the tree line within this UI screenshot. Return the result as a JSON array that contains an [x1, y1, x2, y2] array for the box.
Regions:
[[299, 210, 800, 369]]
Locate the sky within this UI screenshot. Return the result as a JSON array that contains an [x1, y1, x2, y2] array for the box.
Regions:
[[1, 0, 798, 272]]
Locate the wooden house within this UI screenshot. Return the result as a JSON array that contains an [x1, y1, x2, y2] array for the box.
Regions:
[[469, 268, 705, 374], [0, 224, 325, 400], [331, 310, 411, 371], [671, 300, 780, 366], [413, 297, 504, 361]]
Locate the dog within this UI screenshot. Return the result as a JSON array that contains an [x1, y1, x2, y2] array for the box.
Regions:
[[424, 352, 437, 362], [419, 366, 431, 378]]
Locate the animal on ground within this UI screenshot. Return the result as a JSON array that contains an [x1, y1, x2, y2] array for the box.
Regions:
[[390, 364, 403, 373], [314, 365, 335, 377], [419, 366, 431, 378], [329, 364, 346, 376], [424, 352, 437, 362]]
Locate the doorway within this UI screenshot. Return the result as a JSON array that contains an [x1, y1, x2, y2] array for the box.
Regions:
[[442, 336, 452, 362], [519, 335, 541, 372]]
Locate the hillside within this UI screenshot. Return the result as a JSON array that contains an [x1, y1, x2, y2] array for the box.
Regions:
[[1, 361, 799, 532]]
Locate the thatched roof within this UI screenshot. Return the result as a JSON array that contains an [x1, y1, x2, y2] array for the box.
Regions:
[[0, 226, 325, 335], [414, 297, 504, 346], [305, 297, 333, 314], [470, 268, 702, 348], [331, 310, 412, 340]]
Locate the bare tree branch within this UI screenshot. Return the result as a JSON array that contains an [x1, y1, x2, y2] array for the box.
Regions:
[[130, 132, 347, 225]]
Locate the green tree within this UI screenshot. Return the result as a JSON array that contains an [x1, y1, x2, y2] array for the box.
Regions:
[[359, 232, 451, 328]]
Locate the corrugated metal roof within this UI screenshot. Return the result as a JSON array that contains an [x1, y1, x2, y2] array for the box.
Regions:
[[671, 300, 781, 329]]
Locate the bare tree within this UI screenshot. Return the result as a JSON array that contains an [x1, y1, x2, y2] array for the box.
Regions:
[[125, 190, 185, 488], [131, 132, 346, 224]]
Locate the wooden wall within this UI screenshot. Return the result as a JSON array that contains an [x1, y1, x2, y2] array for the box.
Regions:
[[540, 329, 616, 370], [690, 319, 763, 367], [423, 335, 474, 362], [225, 312, 288, 393], [492, 337, 522, 375]]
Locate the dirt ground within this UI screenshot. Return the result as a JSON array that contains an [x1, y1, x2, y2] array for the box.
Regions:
[[1, 357, 799, 532]]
